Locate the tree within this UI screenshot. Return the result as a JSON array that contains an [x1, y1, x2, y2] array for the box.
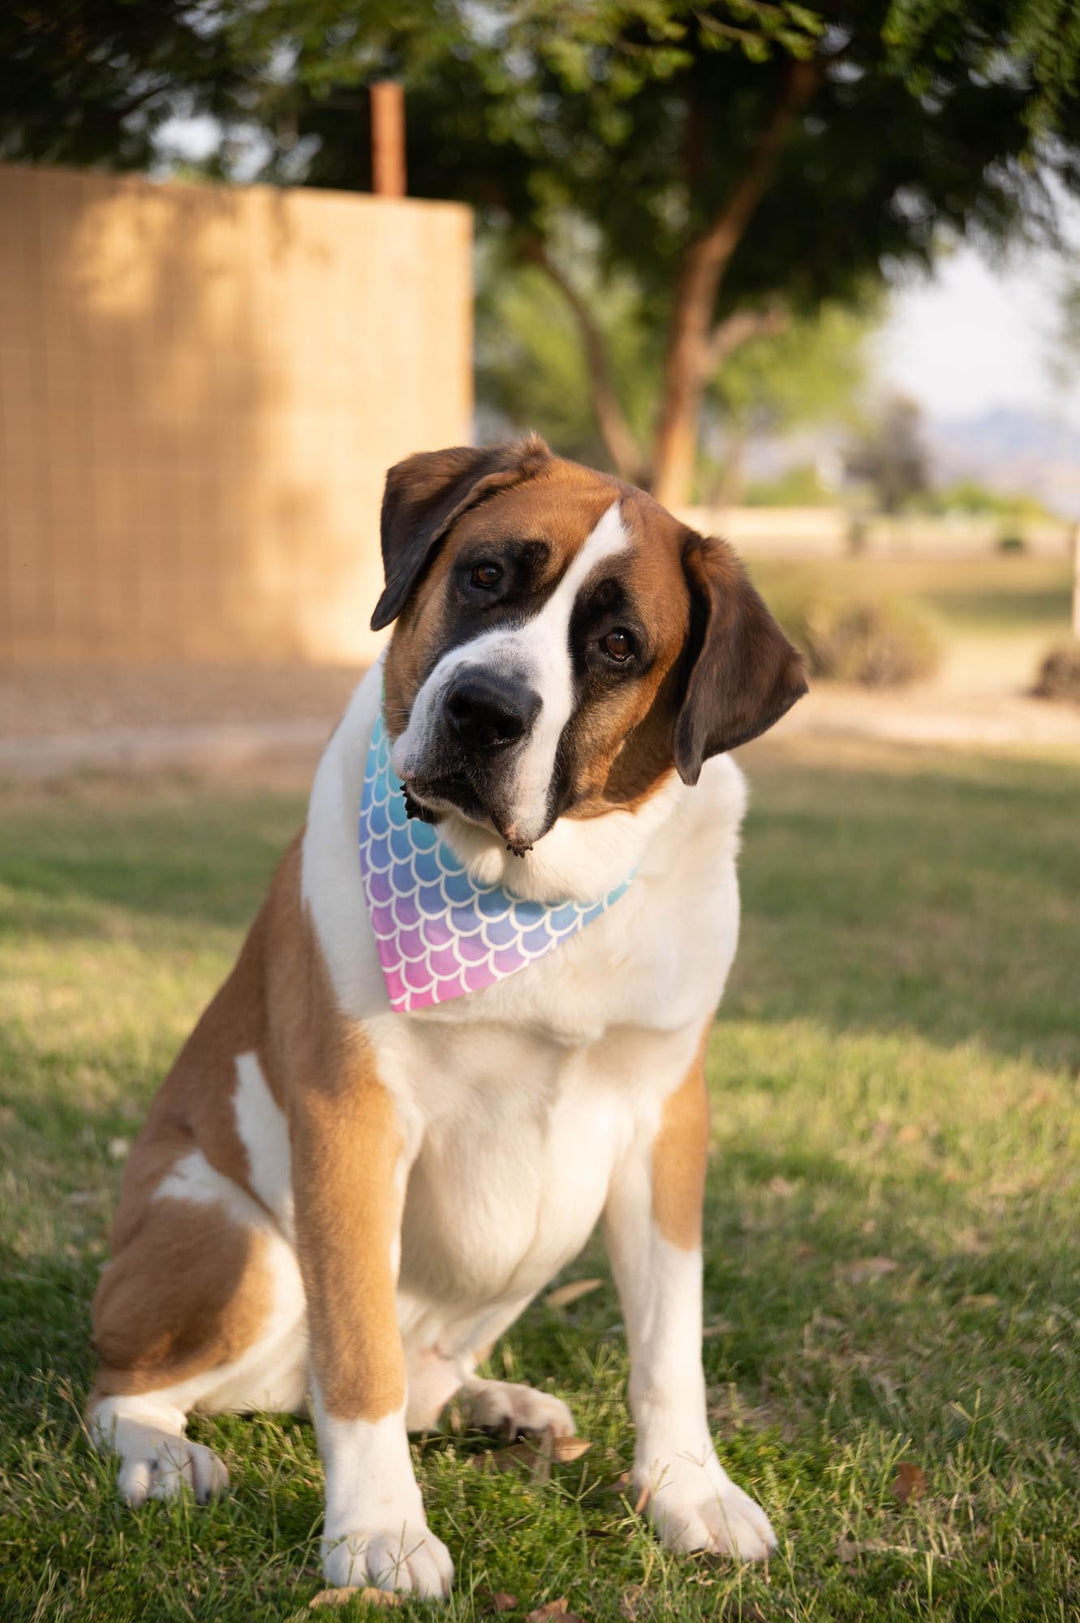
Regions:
[[845, 393, 929, 512], [475, 229, 662, 475], [704, 296, 878, 501], [0, 3, 243, 171], [6, 2, 1080, 502], [476, 244, 878, 503]]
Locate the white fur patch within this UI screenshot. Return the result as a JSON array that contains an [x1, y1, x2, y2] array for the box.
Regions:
[[233, 1050, 294, 1237], [155, 1149, 269, 1229], [604, 1136, 776, 1561], [314, 1391, 454, 1596], [390, 499, 630, 851]]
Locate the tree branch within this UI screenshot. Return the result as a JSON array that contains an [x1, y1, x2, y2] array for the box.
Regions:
[[521, 236, 647, 485], [707, 301, 790, 370]]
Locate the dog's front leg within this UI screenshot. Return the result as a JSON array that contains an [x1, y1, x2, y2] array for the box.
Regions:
[[293, 1072, 452, 1598], [603, 1028, 777, 1562]]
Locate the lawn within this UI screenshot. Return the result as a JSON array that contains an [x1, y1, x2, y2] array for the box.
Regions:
[[2, 736, 1080, 1622], [751, 552, 1075, 642]]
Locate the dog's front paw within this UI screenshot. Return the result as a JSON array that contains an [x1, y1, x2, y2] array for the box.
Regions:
[[321, 1522, 454, 1598], [636, 1452, 777, 1562]]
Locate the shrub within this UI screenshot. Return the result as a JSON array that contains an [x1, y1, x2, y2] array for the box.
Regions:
[[769, 578, 942, 687], [1033, 639, 1080, 704]]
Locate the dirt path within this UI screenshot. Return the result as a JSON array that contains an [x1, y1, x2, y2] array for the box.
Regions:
[[783, 682, 1080, 750], [1, 655, 1078, 781]]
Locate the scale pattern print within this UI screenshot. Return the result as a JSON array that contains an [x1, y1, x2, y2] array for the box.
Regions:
[[358, 711, 632, 1012]]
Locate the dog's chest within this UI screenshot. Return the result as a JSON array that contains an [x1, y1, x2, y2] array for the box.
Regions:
[[358, 793, 741, 1348], [391, 1018, 689, 1351]]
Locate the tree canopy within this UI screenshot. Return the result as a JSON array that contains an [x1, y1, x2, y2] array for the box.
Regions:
[[5, 0, 1080, 500]]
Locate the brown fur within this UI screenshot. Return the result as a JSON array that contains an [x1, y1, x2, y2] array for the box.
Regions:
[[92, 1209, 271, 1398], [651, 1025, 711, 1252], [292, 1076, 407, 1421], [92, 835, 409, 1424], [382, 443, 803, 824]]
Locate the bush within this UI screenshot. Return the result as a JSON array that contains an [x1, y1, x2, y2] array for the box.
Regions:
[[769, 578, 942, 687], [1033, 639, 1080, 704]]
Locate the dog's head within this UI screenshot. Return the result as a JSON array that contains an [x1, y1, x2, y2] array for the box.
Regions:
[[376, 436, 806, 854]]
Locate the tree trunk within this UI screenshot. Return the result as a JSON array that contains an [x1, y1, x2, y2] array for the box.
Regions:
[[651, 60, 819, 510], [522, 237, 647, 485]]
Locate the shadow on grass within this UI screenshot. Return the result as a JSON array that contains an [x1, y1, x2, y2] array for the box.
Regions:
[[3, 748, 1080, 1074]]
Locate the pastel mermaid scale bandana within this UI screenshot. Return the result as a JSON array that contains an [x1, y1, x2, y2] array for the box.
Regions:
[[358, 713, 632, 1012]]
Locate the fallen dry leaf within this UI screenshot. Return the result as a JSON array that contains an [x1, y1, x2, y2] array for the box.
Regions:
[[525, 1600, 570, 1621], [545, 1278, 604, 1309], [471, 1430, 592, 1480], [550, 1434, 592, 1463], [478, 1591, 520, 1614], [891, 1462, 927, 1504], [309, 1587, 402, 1608], [838, 1256, 899, 1284], [836, 1537, 890, 1563]]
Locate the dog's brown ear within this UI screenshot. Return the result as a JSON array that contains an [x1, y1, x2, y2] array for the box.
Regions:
[[673, 532, 807, 785], [371, 435, 552, 630]]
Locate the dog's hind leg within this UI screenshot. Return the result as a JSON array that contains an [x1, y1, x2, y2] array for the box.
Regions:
[[460, 1376, 576, 1439], [88, 1149, 306, 1505], [89, 1392, 231, 1506]]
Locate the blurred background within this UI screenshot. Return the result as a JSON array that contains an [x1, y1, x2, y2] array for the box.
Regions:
[[2, 0, 1080, 765]]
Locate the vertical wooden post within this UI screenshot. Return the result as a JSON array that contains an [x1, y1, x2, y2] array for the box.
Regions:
[[371, 81, 406, 198]]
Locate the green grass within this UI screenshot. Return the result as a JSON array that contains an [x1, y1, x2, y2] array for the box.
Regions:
[[3, 740, 1080, 1622]]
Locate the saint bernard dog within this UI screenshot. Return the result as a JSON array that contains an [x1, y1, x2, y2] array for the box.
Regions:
[[88, 436, 807, 1597]]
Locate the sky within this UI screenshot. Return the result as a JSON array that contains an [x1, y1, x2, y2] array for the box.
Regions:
[[879, 193, 1080, 430]]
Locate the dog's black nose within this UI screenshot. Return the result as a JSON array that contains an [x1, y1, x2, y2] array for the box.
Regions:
[[444, 673, 540, 752]]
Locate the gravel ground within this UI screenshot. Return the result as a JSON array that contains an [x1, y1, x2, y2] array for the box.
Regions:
[[0, 663, 367, 739]]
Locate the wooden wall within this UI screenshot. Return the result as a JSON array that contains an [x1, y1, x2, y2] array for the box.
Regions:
[[0, 164, 472, 665]]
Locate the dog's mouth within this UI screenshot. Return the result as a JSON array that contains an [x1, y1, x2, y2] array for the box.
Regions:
[[403, 770, 483, 826], [402, 767, 536, 857]]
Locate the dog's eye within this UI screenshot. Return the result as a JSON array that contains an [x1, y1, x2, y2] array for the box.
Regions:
[[599, 628, 634, 664], [469, 561, 503, 591]]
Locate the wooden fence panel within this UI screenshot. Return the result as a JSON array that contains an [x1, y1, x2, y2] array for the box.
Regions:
[[0, 164, 472, 665]]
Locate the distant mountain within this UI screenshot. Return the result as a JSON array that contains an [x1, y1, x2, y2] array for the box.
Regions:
[[929, 408, 1080, 518]]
